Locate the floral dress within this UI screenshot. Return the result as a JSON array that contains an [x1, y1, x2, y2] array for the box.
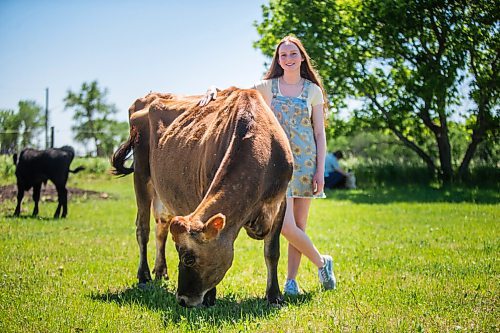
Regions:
[[270, 78, 325, 198]]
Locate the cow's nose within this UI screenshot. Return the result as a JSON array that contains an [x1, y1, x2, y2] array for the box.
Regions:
[[177, 294, 204, 308], [178, 298, 187, 307]]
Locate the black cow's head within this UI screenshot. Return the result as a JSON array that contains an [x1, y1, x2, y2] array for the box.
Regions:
[[170, 213, 233, 307]]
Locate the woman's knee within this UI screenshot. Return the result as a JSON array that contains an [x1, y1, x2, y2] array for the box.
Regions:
[[281, 221, 292, 237], [281, 220, 297, 238], [295, 219, 307, 231]]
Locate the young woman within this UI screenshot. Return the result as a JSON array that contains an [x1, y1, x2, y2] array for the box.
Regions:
[[200, 35, 336, 294]]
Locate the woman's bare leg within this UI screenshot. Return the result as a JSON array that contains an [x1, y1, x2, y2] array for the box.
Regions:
[[282, 197, 324, 281]]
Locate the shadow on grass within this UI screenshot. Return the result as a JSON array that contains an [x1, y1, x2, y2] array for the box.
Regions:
[[90, 281, 313, 330], [3, 214, 57, 221], [326, 185, 499, 204]]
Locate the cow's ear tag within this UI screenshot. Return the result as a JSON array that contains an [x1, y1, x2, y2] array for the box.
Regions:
[[203, 213, 226, 241]]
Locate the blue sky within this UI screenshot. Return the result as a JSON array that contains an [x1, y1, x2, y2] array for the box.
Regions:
[[0, 0, 269, 153]]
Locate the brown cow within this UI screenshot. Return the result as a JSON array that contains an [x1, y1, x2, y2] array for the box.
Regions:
[[112, 88, 293, 307]]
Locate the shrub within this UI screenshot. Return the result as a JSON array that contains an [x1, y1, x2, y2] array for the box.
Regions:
[[0, 154, 16, 185], [73, 157, 111, 174]]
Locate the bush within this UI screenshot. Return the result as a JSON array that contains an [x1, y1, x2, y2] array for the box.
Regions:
[[345, 162, 499, 189], [327, 123, 499, 188], [352, 163, 434, 188], [459, 166, 500, 187], [73, 157, 111, 174], [0, 154, 16, 185]]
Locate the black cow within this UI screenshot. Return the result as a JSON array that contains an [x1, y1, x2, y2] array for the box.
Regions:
[[13, 146, 85, 218]]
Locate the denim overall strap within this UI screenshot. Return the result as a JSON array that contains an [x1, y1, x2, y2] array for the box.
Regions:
[[300, 79, 311, 99], [271, 78, 279, 98]]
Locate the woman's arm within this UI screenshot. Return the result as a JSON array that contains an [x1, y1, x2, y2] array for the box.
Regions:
[[312, 104, 326, 195]]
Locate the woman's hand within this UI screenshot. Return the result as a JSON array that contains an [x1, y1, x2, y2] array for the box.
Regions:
[[313, 171, 325, 195], [199, 86, 218, 106]]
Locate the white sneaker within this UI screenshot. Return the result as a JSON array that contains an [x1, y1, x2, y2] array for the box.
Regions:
[[283, 279, 300, 295], [318, 255, 336, 290]]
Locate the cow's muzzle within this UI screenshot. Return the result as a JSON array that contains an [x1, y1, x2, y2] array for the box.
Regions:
[[176, 294, 204, 308]]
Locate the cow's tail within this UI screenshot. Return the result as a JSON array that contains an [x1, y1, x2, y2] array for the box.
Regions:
[[110, 126, 137, 177], [69, 166, 85, 174], [13, 153, 17, 165]]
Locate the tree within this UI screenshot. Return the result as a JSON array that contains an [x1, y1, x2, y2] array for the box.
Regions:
[[457, 0, 500, 178], [17, 100, 45, 148], [64, 80, 126, 157], [0, 100, 44, 154], [0, 109, 19, 154], [255, 0, 499, 183], [98, 119, 129, 157]]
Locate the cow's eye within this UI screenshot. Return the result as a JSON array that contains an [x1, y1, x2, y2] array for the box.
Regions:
[[182, 253, 196, 267]]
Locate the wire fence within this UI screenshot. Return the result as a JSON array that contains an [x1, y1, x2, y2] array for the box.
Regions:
[[0, 129, 124, 156]]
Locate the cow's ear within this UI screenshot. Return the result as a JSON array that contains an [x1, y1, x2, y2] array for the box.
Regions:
[[202, 213, 226, 241], [170, 216, 189, 242]]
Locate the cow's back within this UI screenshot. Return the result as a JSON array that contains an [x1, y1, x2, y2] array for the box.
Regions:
[[148, 88, 293, 223], [148, 93, 232, 215], [16, 147, 74, 186]]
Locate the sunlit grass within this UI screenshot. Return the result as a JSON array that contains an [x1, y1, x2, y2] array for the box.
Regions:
[[0, 175, 498, 332]]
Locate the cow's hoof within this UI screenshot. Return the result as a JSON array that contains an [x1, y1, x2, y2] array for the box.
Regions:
[[202, 287, 216, 307], [138, 272, 153, 285], [154, 273, 169, 281], [267, 294, 284, 307], [153, 267, 169, 281]]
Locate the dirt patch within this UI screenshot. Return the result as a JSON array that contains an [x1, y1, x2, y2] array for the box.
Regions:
[[0, 184, 110, 203]]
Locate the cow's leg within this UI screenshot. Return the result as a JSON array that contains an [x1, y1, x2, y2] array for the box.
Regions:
[[60, 186, 68, 218], [54, 184, 67, 218], [135, 172, 154, 285], [32, 183, 41, 217], [54, 185, 62, 218], [54, 203, 62, 218], [151, 194, 171, 280], [14, 185, 24, 216], [264, 199, 286, 305]]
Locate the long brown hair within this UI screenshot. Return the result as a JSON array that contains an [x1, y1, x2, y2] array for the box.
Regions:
[[263, 35, 328, 112]]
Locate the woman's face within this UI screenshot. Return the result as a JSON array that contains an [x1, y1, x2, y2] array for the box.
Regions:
[[278, 42, 304, 73]]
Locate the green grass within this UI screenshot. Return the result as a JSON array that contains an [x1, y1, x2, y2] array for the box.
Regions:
[[0, 174, 498, 332]]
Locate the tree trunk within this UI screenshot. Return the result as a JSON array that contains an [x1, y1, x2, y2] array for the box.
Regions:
[[458, 133, 483, 180], [434, 93, 454, 184], [434, 121, 454, 184], [458, 100, 488, 180], [96, 143, 105, 157]]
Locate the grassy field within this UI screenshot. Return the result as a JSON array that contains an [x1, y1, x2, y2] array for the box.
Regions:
[[0, 172, 498, 332]]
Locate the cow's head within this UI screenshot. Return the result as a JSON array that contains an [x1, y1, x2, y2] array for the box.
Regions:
[[170, 213, 232, 307]]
